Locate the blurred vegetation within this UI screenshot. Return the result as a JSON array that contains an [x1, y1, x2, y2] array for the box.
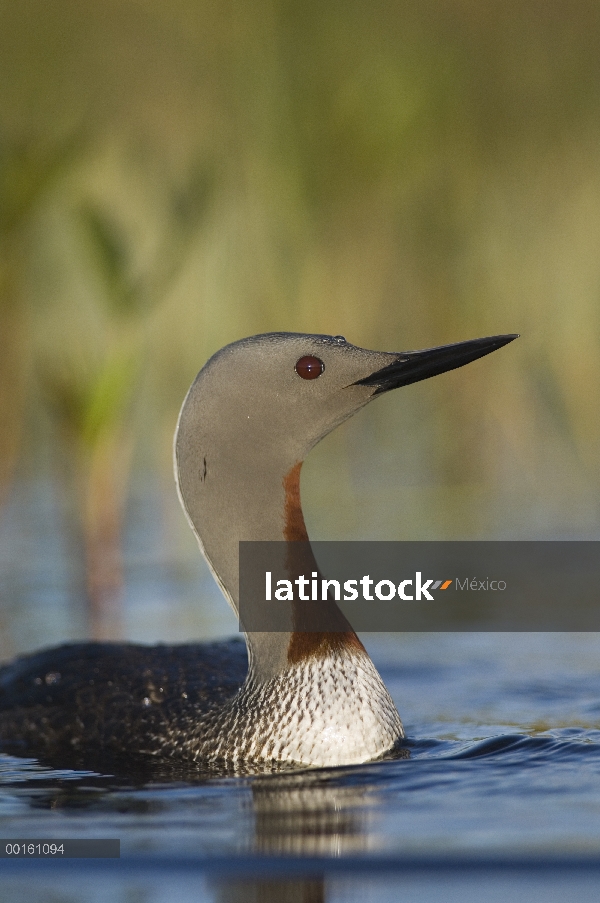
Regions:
[[2, 0, 600, 638]]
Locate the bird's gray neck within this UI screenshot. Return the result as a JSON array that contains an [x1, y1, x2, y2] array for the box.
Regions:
[[176, 436, 364, 682]]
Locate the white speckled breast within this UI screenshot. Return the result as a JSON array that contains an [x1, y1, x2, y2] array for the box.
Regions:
[[178, 645, 404, 768]]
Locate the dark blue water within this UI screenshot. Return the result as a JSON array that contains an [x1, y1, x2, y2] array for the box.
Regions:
[[1, 484, 600, 899], [0, 633, 599, 901]]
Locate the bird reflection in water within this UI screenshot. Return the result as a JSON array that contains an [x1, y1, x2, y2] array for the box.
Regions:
[[213, 753, 409, 903]]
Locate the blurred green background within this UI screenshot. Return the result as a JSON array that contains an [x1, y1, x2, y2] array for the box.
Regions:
[[2, 0, 600, 654]]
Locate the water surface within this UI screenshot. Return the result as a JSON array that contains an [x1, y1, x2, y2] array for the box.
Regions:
[[1, 484, 599, 899], [1, 633, 599, 901]]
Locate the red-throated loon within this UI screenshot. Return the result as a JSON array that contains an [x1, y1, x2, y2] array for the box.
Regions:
[[0, 332, 517, 770]]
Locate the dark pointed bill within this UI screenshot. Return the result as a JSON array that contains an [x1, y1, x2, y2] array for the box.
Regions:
[[354, 334, 519, 395]]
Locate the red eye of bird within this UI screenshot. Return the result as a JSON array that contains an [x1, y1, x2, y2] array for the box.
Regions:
[[295, 356, 325, 380]]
